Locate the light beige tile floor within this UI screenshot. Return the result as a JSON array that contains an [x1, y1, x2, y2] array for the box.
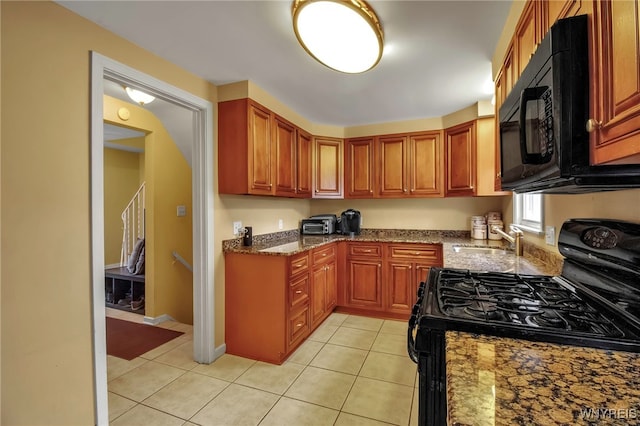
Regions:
[[106, 308, 419, 425]]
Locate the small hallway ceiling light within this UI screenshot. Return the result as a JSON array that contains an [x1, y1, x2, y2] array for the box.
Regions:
[[125, 87, 155, 106], [292, 0, 384, 74]]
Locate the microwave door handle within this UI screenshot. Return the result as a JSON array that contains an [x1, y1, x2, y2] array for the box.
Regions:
[[519, 87, 547, 164]]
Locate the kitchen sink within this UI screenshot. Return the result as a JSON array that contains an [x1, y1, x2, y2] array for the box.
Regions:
[[451, 245, 511, 255]]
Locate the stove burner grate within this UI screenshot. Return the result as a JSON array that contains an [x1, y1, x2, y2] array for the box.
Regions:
[[435, 269, 629, 339]]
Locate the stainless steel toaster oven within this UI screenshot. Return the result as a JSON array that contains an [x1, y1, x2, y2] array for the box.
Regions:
[[300, 215, 337, 235]]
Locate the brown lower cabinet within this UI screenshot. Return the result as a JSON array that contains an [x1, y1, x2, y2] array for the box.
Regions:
[[225, 240, 442, 364]]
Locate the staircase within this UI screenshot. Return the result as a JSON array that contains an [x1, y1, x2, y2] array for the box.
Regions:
[[120, 182, 146, 266]]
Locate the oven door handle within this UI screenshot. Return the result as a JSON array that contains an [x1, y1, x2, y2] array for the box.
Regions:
[[407, 311, 419, 364]]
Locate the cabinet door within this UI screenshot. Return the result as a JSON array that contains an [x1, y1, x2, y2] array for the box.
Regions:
[[325, 260, 337, 312], [409, 131, 444, 197], [347, 259, 383, 308], [378, 135, 408, 197], [345, 137, 375, 198], [591, 0, 640, 165], [547, 0, 583, 27], [273, 115, 297, 196], [248, 103, 274, 195], [385, 262, 414, 314], [296, 129, 313, 197], [515, 0, 542, 77], [445, 121, 476, 197], [313, 137, 344, 198], [311, 266, 327, 325]]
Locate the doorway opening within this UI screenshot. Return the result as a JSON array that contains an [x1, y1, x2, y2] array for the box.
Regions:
[[90, 52, 217, 425]]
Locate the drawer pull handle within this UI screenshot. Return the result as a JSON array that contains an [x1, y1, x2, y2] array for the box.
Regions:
[[415, 252, 420, 255], [294, 263, 304, 268], [322, 253, 327, 257], [295, 290, 302, 294], [363, 249, 372, 253], [296, 322, 304, 328]]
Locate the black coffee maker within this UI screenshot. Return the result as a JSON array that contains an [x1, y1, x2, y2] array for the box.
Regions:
[[339, 209, 362, 235]]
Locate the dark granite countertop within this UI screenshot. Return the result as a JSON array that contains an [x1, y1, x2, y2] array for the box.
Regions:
[[222, 229, 561, 275], [446, 331, 640, 425]]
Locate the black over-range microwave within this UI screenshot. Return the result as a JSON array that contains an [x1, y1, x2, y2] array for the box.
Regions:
[[499, 14, 640, 194]]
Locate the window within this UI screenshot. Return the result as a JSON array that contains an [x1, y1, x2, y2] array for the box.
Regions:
[[513, 193, 544, 233]]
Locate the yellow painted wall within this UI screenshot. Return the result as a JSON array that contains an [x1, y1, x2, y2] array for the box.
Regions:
[[104, 95, 194, 325], [104, 145, 143, 265], [310, 197, 505, 230], [1, 2, 216, 423]]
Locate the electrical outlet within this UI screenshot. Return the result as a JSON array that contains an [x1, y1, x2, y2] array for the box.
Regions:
[[278, 219, 284, 230], [233, 221, 243, 236], [545, 226, 556, 245]]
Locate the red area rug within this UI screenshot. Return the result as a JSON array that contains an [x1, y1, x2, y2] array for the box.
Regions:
[[106, 317, 184, 360]]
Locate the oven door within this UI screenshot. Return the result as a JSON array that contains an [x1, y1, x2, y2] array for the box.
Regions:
[[408, 282, 447, 426]]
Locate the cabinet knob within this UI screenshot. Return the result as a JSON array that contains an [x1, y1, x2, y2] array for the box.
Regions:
[[403, 188, 407, 192], [586, 119, 602, 133], [322, 253, 327, 257], [296, 322, 304, 328], [409, 265, 412, 270], [378, 264, 381, 268], [295, 290, 302, 294], [415, 252, 420, 255]]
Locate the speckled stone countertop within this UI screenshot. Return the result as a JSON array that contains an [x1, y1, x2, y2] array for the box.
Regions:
[[222, 229, 560, 275], [446, 331, 640, 426]]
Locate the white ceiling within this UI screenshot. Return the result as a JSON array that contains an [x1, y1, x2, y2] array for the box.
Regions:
[[60, 0, 512, 127]]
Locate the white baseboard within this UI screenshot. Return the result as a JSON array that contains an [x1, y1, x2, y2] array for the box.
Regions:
[[143, 314, 175, 325], [213, 343, 226, 362]]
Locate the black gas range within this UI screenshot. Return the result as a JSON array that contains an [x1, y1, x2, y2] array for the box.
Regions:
[[408, 219, 640, 426]]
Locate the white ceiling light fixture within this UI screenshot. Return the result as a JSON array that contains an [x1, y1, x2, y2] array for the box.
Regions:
[[125, 87, 155, 106], [292, 0, 384, 74]]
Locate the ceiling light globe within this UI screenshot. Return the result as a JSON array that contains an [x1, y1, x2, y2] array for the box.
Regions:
[[292, 0, 384, 74], [125, 87, 155, 106]]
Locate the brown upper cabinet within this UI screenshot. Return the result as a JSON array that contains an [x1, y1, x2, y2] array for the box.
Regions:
[[345, 137, 376, 198], [445, 121, 476, 197], [497, 0, 640, 166], [273, 115, 297, 197], [378, 134, 409, 197], [218, 98, 312, 197], [590, 0, 640, 165], [345, 131, 444, 199], [313, 136, 344, 199], [515, 1, 546, 78], [296, 129, 313, 197], [408, 132, 445, 197]]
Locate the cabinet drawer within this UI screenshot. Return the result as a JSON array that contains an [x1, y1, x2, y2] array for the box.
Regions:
[[289, 275, 310, 309], [388, 244, 441, 261], [348, 243, 382, 258], [289, 252, 309, 276], [312, 244, 336, 265], [288, 306, 310, 347]]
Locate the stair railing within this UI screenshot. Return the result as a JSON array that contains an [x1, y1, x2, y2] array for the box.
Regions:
[[120, 182, 146, 267]]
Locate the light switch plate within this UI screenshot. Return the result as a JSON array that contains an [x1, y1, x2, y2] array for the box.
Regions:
[[545, 226, 556, 245], [176, 205, 187, 217], [278, 219, 284, 230]]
